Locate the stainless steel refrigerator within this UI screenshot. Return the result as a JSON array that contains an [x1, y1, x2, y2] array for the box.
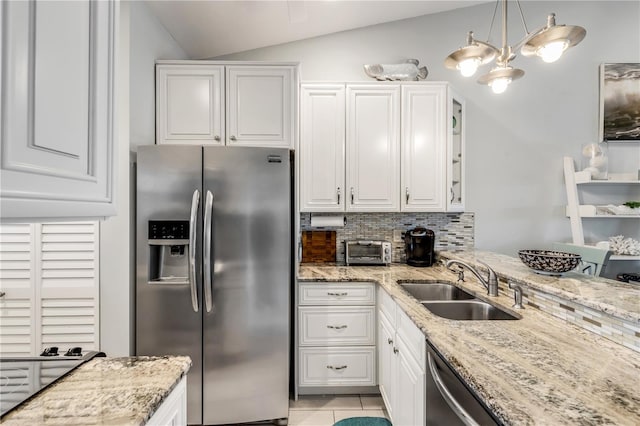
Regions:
[[136, 145, 291, 425]]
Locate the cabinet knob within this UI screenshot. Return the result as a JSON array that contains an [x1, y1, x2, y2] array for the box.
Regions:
[[327, 365, 348, 370], [229, 135, 237, 141], [350, 187, 354, 204], [406, 187, 410, 204], [0, 291, 5, 298], [214, 135, 221, 141], [337, 187, 341, 204], [393, 347, 399, 354], [387, 338, 393, 345]]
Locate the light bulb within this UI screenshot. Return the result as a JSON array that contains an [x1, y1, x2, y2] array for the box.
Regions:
[[538, 40, 569, 63], [457, 58, 480, 77], [489, 77, 511, 94]]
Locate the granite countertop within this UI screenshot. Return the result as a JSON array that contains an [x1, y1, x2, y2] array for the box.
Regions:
[[2, 355, 192, 425], [438, 249, 640, 323], [298, 257, 640, 425]]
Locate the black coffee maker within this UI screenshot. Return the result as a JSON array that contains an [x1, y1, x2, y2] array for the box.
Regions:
[[404, 227, 435, 267]]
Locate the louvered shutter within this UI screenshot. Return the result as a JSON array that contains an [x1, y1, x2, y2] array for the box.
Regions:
[[39, 222, 99, 352], [0, 224, 35, 356], [0, 222, 99, 356]]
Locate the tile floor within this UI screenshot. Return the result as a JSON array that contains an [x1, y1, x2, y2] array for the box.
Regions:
[[288, 395, 389, 426]]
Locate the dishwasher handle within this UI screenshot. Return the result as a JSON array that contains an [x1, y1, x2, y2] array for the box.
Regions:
[[427, 352, 480, 426]]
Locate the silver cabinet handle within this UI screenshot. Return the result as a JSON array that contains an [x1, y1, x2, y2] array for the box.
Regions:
[[214, 135, 221, 141], [327, 292, 348, 297], [350, 187, 354, 204], [327, 365, 348, 370], [188, 190, 200, 313], [393, 347, 399, 354], [451, 187, 455, 203], [337, 187, 341, 204], [203, 190, 214, 313], [406, 187, 410, 204], [387, 338, 393, 345], [229, 135, 237, 141], [428, 352, 480, 426], [327, 325, 348, 330]]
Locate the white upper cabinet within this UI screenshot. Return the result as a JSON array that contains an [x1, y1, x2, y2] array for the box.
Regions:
[[156, 65, 225, 145], [226, 66, 294, 148], [346, 85, 400, 212], [448, 87, 466, 212], [156, 63, 296, 149], [0, 0, 118, 220], [298, 82, 463, 213], [300, 84, 346, 212], [401, 85, 447, 212]]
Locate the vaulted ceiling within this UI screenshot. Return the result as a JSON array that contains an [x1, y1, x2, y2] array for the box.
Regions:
[[145, 1, 489, 59]]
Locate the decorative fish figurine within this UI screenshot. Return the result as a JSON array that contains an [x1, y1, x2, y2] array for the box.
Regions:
[[363, 59, 428, 81]]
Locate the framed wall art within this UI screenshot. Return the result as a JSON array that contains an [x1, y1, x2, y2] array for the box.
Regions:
[[599, 63, 640, 141]]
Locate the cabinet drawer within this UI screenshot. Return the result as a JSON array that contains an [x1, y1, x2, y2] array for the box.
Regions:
[[396, 308, 426, 367], [299, 347, 376, 386], [299, 282, 375, 305], [377, 286, 396, 327], [299, 306, 375, 346]]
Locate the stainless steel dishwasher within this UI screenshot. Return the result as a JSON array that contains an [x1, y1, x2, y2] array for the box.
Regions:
[[426, 341, 502, 426]]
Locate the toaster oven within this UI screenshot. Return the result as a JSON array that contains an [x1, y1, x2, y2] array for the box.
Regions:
[[345, 240, 392, 265]]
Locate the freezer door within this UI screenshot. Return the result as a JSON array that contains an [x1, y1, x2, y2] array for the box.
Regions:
[[203, 147, 291, 425], [136, 145, 203, 425]]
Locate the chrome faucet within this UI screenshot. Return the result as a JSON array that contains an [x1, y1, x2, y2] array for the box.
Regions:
[[445, 259, 499, 297]]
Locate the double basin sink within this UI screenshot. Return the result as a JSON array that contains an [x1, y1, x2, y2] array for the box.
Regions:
[[400, 282, 519, 320]]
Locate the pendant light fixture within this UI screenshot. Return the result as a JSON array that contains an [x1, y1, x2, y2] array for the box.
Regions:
[[444, 0, 586, 94]]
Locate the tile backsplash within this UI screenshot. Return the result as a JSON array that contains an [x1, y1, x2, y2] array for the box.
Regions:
[[300, 212, 475, 263]]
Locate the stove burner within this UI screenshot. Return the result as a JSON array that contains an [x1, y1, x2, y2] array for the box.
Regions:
[[39, 347, 59, 357], [64, 347, 83, 357]]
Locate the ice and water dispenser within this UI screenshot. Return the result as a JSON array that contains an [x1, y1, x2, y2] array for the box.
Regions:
[[148, 220, 190, 284]]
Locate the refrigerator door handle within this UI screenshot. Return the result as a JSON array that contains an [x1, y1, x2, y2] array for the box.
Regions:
[[203, 190, 214, 313], [189, 189, 200, 313]]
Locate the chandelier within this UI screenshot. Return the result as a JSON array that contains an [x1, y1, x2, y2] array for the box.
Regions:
[[444, 0, 586, 94]]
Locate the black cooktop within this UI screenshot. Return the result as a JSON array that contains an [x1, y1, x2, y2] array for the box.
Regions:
[[0, 349, 104, 418]]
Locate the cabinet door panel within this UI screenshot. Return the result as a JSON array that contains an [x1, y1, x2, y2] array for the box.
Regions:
[[0, 0, 116, 219], [346, 85, 400, 212], [378, 311, 396, 422], [156, 65, 224, 145], [395, 334, 426, 426], [226, 67, 293, 147], [300, 85, 345, 211], [401, 85, 446, 211]]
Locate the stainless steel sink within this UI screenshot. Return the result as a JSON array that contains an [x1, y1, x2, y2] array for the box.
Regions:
[[400, 282, 475, 301], [421, 300, 519, 320]]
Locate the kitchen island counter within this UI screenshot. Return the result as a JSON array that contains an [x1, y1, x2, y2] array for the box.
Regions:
[[1, 355, 191, 425], [298, 254, 640, 425]]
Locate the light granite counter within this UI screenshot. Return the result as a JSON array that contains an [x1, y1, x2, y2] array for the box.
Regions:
[[1, 355, 191, 425], [298, 258, 640, 426]]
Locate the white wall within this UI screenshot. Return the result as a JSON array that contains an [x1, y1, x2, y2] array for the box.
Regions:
[[100, 1, 189, 356], [129, 0, 189, 150], [215, 1, 640, 258]]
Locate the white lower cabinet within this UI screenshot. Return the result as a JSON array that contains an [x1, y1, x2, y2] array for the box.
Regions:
[[377, 286, 426, 425], [147, 377, 187, 426], [298, 282, 376, 392]]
